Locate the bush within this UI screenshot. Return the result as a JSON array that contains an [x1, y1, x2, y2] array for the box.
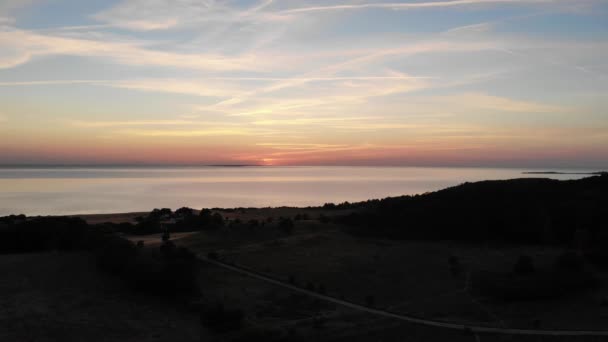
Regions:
[[0, 216, 89, 253], [365, 295, 375, 307], [448, 255, 462, 277], [175, 207, 194, 217], [317, 284, 326, 295], [473, 269, 597, 301], [95, 235, 138, 275], [201, 303, 244, 333], [232, 327, 300, 342], [555, 251, 585, 272], [208, 251, 219, 260], [278, 217, 294, 234], [199, 209, 224, 229], [513, 255, 535, 275]]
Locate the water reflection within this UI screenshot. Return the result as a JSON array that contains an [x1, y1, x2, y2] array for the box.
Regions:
[[0, 166, 593, 215]]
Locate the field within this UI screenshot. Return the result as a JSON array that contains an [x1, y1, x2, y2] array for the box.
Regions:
[[5, 205, 606, 341], [174, 208, 608, 334], [0, 252, 202, 342]]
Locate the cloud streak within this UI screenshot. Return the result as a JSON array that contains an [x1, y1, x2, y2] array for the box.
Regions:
[[280, 0, 557, 15], [0, 27, 273, 71]]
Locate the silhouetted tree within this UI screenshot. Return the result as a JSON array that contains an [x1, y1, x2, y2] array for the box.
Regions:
[[200, 302, 244, 333], [279, 217, 294, 234], [448, 255, 462, 277], [175, 207, 194, 217], [365, 295, 375, 307], [513, 255, 535, 275]]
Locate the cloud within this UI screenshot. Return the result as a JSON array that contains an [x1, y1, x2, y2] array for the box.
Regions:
[[92, 0, 283, 31], [69, 120, 204, 128], [0, 17, 16, 25], [444, 93, 565, 113], [69, 119, 280, 138], [252, 116, 378, 126], [443, 22, 494, 35], [0, 27, 274, 71], [279, 0, 557, 15], [92, 0, 585, 32], [0, 49, 30, 69], [116, 128, 275, 137], [0, 0, 38, 12]]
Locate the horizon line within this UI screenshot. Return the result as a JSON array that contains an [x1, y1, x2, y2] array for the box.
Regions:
[[0, 164, 605, 171]]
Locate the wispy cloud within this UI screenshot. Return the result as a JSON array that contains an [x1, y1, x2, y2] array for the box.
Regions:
[[443, 22, 494, 35], [92, 0, 584, 32], [0, 27, 274, 71], [116, 128, 274, 137], [279, 0, 557, 15], [443, 93, 565, 113], [92, 0, 284, 31], [69, 120, 205, 128], [0, 17, 15, 25], [252, 116, 378, 126]]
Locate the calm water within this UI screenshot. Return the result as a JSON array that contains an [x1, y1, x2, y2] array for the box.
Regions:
[[0, 166, 595, 216]]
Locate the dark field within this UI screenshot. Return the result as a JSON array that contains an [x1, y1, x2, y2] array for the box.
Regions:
[[0, 252, 202, 342], [2, 176, 608, 341]]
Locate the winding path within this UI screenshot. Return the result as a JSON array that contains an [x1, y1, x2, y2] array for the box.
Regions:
[[199, 255, 608, 338]]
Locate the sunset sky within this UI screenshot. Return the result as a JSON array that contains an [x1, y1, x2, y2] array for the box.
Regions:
[[0, 0, 607, 167]]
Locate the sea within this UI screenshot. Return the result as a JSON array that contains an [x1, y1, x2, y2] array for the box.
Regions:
[[0, 166, 598, 216]]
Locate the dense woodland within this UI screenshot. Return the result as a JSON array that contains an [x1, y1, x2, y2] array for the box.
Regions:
[[337, 175, 608, 248]]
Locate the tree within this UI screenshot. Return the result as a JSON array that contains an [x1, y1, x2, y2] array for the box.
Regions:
[[200, 302, 244, 333], [279, 217, 294, 234], [175, 207, 194, 217], [448, 255, 462, 277], [365, 295, 375, 307], [162, 229, 171, 242], [514, 255, 535, 275]]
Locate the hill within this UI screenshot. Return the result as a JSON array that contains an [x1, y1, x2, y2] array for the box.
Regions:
[[338, 175, 608, 246]]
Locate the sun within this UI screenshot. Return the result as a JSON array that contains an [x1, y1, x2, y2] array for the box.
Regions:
[[261, 158, 276, 166]]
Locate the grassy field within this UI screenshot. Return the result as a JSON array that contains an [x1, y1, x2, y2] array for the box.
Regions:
[[175, 207, 608, 332], [0, 252, 203, 342], [11, 207, 604, 341]]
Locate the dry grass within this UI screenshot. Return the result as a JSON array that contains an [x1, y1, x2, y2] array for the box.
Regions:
[[0, 252, 203, 342], [175, 208, 608, 332]]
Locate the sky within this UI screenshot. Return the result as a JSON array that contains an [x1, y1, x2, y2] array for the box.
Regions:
[[0, 0, 607, 167]]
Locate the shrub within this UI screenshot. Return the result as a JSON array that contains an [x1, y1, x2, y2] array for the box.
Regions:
[[448, 255, 462, 277], [175, 207, 194, 217], [473, 268, 597, 301], [0, 216, 89, 253], [513, 255, 535, 275], [317, 284, 326, 295], [208, 251, 219, 260], [232, 327, 300, 342], [95, 235, 138, 275], [201, 303, 244, 333], [554, 251, 585, 272], [278, 217, 294, 234], [365, 295, 375, 307]]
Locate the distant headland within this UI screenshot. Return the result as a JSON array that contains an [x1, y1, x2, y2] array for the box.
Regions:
[[523, 171, 607, 175]]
